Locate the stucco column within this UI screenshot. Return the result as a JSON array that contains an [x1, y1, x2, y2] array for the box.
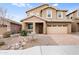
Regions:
[[33, 22, 36, 33], [68, 23, 71, 33], [43, 22, 46, 34], [76, 23, 78, 32], [22, 22, 26, 30]]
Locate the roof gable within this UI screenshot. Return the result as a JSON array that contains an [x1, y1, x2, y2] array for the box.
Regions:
[[26, 4, 67, 13], [26, 4, 49, 13], [22, 15, 46, 22], [0, 17, 21, 25], [66, 10, 78, 16], [41, 6, 57, 11]]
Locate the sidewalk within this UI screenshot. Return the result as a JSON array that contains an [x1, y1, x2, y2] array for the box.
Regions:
[[0, 46, 79, 55]]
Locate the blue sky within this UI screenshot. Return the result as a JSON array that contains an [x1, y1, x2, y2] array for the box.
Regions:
[[0, 3, 79, 22]]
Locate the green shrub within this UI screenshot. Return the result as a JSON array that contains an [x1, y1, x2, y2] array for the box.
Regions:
[[0, 42, 5, 46], [3, 32, 11, 38], [20, 30, 27, 36]]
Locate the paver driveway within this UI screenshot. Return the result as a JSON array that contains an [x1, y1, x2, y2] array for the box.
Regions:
[[46, 34, 79, 45], [33, 34, 79, 45]]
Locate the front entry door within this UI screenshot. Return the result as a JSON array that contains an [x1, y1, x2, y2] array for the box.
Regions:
[[36, 23, 43, 34]]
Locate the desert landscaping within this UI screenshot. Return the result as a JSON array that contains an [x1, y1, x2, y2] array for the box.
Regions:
[[0, 34, 79, 50]]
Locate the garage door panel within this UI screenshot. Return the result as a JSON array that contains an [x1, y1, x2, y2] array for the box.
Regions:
[[47, 26, 68, 34]]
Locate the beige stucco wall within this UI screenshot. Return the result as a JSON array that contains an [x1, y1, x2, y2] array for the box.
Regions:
[[23, 17, 45, 23], [72, 20, 79, 32], [0, 20, 11, 35], [73, 11, 77, 17], [63, 11, 67, 19], [71, 22, 77, 32], [42, 8, 57, 19], [0, 27, 7, 35]]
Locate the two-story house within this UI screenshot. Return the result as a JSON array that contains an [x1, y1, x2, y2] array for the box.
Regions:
[[66, 10, 79, 33], [21, 4, 72, 34]]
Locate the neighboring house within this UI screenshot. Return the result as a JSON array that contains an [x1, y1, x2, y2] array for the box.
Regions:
[[21, 4, 72, 34], [0, 17, 21, 36], [66, 10, 79, 32]]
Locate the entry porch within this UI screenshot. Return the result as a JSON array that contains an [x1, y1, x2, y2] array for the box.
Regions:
[[22, 22, 46, 34]]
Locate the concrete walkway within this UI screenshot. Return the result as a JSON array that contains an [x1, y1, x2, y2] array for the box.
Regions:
[[0, 46, 79, 55]]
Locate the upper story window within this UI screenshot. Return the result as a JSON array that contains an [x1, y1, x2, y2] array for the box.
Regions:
[[77, 10, 79, 17], [57, 12, 63, 19], [47, 10, 52, 18]]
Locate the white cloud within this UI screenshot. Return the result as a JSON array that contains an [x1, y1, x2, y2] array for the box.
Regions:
[[26, 4, 30, 6], [12, 3, 33, 8], [52, 3, 59, 6], [25, 3, 33, 10], [12, 3, 26, 7], [26, 4, 33, 8]]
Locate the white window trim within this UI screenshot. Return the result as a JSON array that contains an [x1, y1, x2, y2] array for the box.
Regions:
[[57, 12, 63, 19], [46, 10, 52, 18]]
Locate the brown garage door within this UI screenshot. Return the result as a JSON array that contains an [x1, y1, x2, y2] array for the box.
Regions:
[[47, 25, 68, 34]]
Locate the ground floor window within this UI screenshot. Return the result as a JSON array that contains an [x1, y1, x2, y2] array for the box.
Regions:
[[28, 23, 33, 29]]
